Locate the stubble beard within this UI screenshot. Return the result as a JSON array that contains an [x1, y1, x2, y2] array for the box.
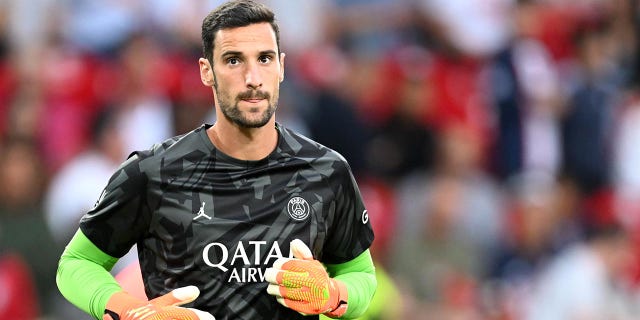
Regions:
[[213, 75, 278, 129]]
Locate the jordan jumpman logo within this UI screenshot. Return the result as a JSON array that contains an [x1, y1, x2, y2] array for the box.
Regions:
[[193, 201, 212, 220]]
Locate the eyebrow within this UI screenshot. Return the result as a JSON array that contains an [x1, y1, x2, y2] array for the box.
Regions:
[[220, 50, 242, 59], [220, 50, 278, 59], [259, 50, 278, 56]]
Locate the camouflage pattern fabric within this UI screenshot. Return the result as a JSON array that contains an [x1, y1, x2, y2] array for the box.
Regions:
[[80, 123, 374, 320]]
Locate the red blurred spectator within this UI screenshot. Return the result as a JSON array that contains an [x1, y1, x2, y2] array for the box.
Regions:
[[0, 253, 39, 319], [427, 55, 491, 142], [0, 60, 17, 140], [359, 46, 492, 154], [37, 41, 117, 173], [357, 176, 397, 262]]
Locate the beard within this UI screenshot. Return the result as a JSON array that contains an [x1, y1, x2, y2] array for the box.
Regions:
[[214, 78, 278, 129]]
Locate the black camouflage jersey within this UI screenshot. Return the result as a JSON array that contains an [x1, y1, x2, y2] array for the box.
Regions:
[[80, 123, 374, 320]]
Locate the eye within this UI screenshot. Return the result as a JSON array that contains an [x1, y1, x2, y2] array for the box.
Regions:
[[258, 55, 272, 64], [227, 57, 240, 65]]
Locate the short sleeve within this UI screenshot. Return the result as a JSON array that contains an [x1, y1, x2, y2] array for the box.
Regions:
[[79, 153, 151, 258], [322, 160, 374, 264]]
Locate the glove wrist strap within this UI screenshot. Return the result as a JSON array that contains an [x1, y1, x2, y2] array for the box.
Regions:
[[324, 279, 348, 318], [104, 309, 121, 320], [103, 291, 143, 320]]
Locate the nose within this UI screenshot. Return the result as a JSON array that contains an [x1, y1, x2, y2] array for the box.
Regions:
[[244, 62, 263, 89]]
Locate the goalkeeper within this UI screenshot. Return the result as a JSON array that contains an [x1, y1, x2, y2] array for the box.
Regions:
[[55, 0, 376, 319]]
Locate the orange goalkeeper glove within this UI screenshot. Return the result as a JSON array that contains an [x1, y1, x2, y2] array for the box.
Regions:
[[103, 285, 215, 320], [265, 239, 348, 318]]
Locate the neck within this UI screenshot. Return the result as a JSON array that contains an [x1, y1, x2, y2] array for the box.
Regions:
[[207, 118, 278, 161]]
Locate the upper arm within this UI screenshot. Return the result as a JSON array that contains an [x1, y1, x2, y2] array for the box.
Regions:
[[322, 158, 375, 264], [80, 153, 151, 258]]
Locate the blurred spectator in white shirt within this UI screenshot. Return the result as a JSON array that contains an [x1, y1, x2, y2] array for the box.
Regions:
[[416, 0, 514, 58], [523, 221, 638, 320], [44, 107, 124, 245]]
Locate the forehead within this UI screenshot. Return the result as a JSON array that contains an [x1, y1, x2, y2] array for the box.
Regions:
[[214, 22, 277, 56]]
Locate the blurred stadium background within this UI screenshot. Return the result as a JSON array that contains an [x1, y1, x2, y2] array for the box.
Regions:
[[1, 0, 640, 319]]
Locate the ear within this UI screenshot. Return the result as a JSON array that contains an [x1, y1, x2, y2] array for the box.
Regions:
[[199, 58, 215, 87], [279, 52, 285, 83]]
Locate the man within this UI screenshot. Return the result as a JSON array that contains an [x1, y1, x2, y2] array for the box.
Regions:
[[522, 220, 636, 320], [56, 1, 377, 320]]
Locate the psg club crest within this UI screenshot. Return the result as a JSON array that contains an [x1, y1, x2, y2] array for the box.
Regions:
[[287, 196, 310, 221]]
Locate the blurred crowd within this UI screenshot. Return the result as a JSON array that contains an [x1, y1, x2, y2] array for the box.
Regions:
[[1, 0, 640, 319]]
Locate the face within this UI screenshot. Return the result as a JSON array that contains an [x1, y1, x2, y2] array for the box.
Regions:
[[199, 23, 285, 128]]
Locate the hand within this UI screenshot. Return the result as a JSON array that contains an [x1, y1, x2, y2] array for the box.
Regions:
[[103, 285, 215, 320], [265, 239, 348, 317]]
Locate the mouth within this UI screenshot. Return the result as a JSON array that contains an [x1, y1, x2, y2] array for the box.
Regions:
[[241, 98, 265, 104], [238, 91, 269, 104]]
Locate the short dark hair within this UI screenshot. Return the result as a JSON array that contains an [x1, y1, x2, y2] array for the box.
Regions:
[[201, 0, 280, 64]]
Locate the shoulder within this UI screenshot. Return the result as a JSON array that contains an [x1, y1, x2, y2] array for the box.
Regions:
[[276, 124, 358, 188], [130, 125, 211, 172], [277, 123, 349, 166]]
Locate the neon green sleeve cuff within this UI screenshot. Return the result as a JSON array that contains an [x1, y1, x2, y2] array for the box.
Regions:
[[325, 249, 377, 319], [56, 229, 122, 319]]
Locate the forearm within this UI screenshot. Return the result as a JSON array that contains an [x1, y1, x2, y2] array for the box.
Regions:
[[326, 249, 377, 319], [56, 229, 122, 319]]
